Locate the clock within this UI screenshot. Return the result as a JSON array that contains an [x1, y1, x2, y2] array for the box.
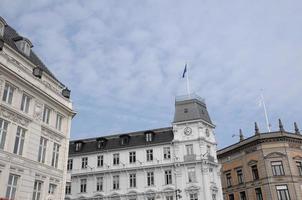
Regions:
[[184, 127, 192, 135]]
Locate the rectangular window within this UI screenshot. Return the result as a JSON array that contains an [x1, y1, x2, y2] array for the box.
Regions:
[[13, 126, 26, 155], [165, 170, 172, 185], [147, 171, 154, 186], [37, 137, 47, 163], [113, 153, 119, 165], [186, 144, 194, 155], [163, 147, 171, 159], [190, 193, 198, 200], [32, 180, 43, 200], [276, 185, 290, 200], [146, 149, 153, 161], [251, 165, 259, 180], [97, 155, 103, 167], [229, 194, 234, 200], [55, 113, 63, 131], [0, 118, 9, 149], [166, 196, 173, 200], [129, 151, 136, 163], [96, 177, 103, 191], [80, 179, 87, 193], [82, 157, 88, 169], [65, 182, 71, 195], [240, 191, 247, 200], [43, 106, 51, 124], [113, 175, 119, 190], [255, 188, 263, 200], [226, 173, 232, 187], [272, 161, 285, 176], [296, 161, 302, 176], [188, 167, 196, 183], [129, 173, 136, 188], [5, 174, 19, 199], [20, 93, 31, 113], [67, 159, 73, 170], [237, 169, 244, 184], [51, 143, 60, 168], [2, 83, 14, 104], [146, 133, 153, 142], [48, 184, 56, 195]]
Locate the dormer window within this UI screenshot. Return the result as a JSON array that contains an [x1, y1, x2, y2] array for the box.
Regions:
[[14, 37, 33, 57], [96, 138, 107, 149], [75, 141, 83, 152], [0, 17, 6, 37], [120, 135, 130, 145], [145, 131, 154, 142]]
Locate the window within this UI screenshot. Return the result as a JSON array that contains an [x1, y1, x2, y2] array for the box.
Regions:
[[97, 155, 103, 167], [226, 173, 232, 187], [0, 118, 9, 149], [276, 185, 290, 200], [13, 126, 26, 155], [166, 196, 173, 200], [82, 157, 88, 169], [255, 188, 263, 200], [129, 151, 136, 163], [165, 170, 172, 185], [190, 193, 198, 200], [228, 194, 234, 200], [75, 142, 82, 151], [2, 83, 14, 104], [48, 184, 56, 195], [67, 159, 73, 170], [146, 149, 153, 161], [145, 132, 153, 142], [96, 177, 103, 191], [55, 114, 63, 131], [207, 145, 211, 155], [163, 147, 171, 159], [37, 137, 47, 163], [186, 144, 194, 155], [147, 197, 155, 200], [251, 165, 259, 180], [51, 143, 60, 168], [80, 179, 87, 193], [129, 173, 136, 188], [32, 180, 43, 200], [20, 93, 30, 113], [237, 169, 244, 184], [212, 194, 216, 200], [113, 175, 119, 190], [272, 161, 285, 176], [147, 171, 154, 186], [43, 106, 51, 124], [240, 191, 247, 200], [296, 161, 302, 176], [188, 167, 196, 182], [17, 40, 31, 56], [5, 174, 19, 199], [65, 182, 71, 195], [113, 153, 119, 165]]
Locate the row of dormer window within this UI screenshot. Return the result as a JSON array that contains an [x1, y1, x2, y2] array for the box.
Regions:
[[67, 147, 171, 170], [2, 82, 64, 131]]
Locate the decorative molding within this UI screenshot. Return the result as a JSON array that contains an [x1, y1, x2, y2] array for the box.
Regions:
[[42, 125, 64, 143], [0, 104, 31, 127], [247, 160, 258, 166], [33, 100, 43, 121], [264, 152, 286, 159], [292, 155, 302, 160]]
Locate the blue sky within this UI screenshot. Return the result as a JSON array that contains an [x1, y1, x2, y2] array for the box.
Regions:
[[1, 0, 302, 148]]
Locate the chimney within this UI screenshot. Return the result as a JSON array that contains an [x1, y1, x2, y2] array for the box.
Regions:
[[255, 122, 260, 135], [279, 119, 285, 132], [294, 122, 300, 134], [239, 129, 244, 141]]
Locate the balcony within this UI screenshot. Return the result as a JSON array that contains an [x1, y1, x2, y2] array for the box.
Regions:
[[184, 154, 196, 162]]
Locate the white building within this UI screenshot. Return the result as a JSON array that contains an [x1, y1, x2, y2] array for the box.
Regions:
[[66, 94, 223, 200], [0, 17, 75, 200]]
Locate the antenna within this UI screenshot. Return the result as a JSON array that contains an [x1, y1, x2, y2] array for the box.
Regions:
[[259, 90, 271, 132]]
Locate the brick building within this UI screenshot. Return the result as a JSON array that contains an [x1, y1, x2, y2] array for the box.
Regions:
[[217, 120, 302, 200]]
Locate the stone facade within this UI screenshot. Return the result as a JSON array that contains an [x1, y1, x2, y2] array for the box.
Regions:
[[66, 94, 223, 200], [217, 122, 302, 200], [0, 17, 75, 200]]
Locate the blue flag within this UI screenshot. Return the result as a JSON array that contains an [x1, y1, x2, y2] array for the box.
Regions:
[[182, 64, 187, 78]]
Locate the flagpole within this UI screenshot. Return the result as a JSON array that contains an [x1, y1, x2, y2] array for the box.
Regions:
[[186, 64, 191, 98], [261, 92, 271, 132]]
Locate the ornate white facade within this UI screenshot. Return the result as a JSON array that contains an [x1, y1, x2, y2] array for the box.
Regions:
[[0, 17, 75, 200], [66, 95, 223, 200]]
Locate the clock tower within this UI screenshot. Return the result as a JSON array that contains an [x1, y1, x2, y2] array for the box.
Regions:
[[172, 94, 223, 200]]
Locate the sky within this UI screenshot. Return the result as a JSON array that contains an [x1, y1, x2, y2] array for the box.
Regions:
[[1, 0, 302, 148]]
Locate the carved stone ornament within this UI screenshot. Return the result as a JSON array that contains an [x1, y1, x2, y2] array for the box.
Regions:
[[0, 105, 31, 127], [33, 100, 43, 121]]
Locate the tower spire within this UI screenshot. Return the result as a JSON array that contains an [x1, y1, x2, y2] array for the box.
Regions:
[[294, 122, 300, 134]]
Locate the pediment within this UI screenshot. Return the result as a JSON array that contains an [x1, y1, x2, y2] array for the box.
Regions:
[[264, 152, 286, 159], [247, 160, 258, 166], [163, 186, 175, 192], [185, 185, 200, 192], [109, 192, 121, 197], [93, 193, 105, 198], [293, 155, 302, 160]]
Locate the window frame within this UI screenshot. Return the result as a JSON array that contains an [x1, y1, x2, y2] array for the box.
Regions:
[[13, 126, 26, 155], [0, 118, 9, 149], [163, 147, 171, 159], [271, 161, 285, 176], [37, 137, 47, 163], [2, 82, 15, 104]]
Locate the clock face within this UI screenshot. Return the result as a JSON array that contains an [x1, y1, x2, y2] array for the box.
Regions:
[[184, 127, 192, 135]]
